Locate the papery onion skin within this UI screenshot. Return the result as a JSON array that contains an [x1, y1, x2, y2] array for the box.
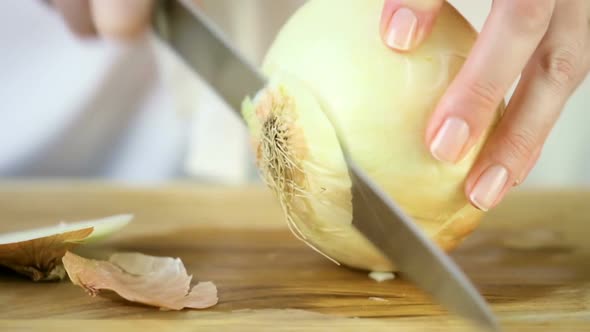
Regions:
[[242, 0, 503, 272], [62, 251, 218, 310]]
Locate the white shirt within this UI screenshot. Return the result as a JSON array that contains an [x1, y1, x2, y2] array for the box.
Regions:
[[0, 0, 252, 184]]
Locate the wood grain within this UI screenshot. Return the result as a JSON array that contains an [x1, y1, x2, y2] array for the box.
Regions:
[[1, 181, 590, 331]]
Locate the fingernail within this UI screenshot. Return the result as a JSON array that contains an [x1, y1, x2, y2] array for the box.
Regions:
[[430, 117, 470, 163], [469, 165, 509, 211], [385, 8, 418, 50], [91, 0, 153, 39]]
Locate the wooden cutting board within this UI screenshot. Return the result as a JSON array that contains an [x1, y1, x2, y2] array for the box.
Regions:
[[0, 181, 589, 331]]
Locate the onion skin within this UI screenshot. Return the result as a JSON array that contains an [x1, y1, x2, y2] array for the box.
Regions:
[[62, 251, 218, 310], [0, 228, 93, 281], [242, 0, 504, 272], [0, 214, 132, 281]]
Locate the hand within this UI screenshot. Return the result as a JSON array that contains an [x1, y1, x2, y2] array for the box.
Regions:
[[50, 0, 153, 40], [380, 0, 590, 211]]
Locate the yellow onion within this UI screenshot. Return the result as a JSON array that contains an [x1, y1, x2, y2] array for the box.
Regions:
[[242, 0, 503, 272]]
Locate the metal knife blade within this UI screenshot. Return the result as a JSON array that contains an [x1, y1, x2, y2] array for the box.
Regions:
[[152, 0, 266, 111], [151, 1, 499, 330], [342, 148, 500, 331]]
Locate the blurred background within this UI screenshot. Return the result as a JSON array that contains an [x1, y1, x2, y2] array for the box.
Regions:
[[0, 0, 588, 188]]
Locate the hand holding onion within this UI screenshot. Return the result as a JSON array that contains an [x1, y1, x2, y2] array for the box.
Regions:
[[243, 0, 503, 272], [381, 0, 590, 211]]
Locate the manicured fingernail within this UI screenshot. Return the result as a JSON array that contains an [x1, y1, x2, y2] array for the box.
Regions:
[[430, 117, 470, 163], [385, 8, 418, 50], [91, 0, 152, 39], [469, 165, 509, 211]]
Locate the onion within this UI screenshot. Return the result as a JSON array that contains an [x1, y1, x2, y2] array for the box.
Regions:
[[242, 0, 503, 272], [0, 214, 132, 281]]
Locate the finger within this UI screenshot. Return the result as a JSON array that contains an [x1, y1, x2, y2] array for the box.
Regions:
[[51, 0, 97, 37], [380, 0, 444, 51], [514, 146, 541, 186], [465, 0, 590, 211], [426, 0, 555, 164], [89, 0, 153, 40]]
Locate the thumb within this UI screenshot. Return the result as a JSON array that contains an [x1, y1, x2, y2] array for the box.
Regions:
[[380, 0, 445, 51], [90, 0, 153, 40]]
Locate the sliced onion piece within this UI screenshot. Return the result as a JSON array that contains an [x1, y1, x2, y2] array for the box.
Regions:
[[0, 214, 132, 281]]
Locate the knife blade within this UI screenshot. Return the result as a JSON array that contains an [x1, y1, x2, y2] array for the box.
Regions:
[[151, 1, 500, 330], [152, 0, 266, 111]]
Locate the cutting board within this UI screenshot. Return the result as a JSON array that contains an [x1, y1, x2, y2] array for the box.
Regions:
[[0, 181, 589, 331]]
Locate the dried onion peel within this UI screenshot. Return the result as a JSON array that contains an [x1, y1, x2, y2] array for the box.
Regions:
[[62, 251, 218, 310]]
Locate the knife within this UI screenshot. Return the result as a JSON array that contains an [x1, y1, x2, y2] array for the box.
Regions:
[[151, 1, 500, 330]]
